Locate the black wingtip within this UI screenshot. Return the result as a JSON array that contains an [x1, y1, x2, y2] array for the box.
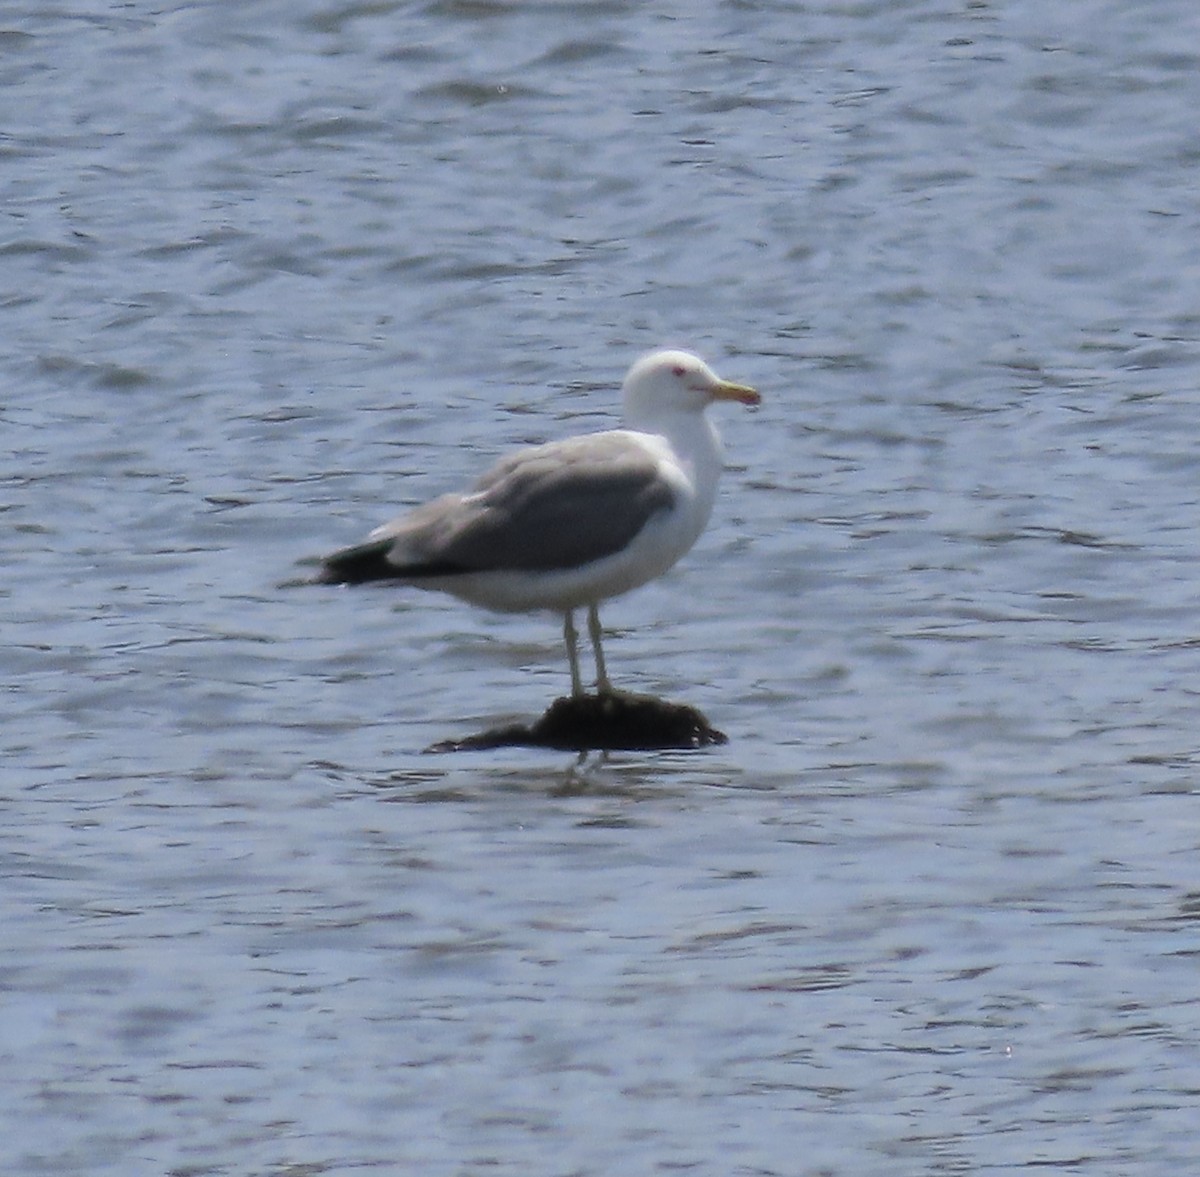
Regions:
[[317, 544, 399, 585], [315, 540, 467, 585]]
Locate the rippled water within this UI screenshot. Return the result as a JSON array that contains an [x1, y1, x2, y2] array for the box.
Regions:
[[4, 1, 1200, 1174]]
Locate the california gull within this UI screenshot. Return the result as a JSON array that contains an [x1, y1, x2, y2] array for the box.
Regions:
[[318, 349, 760, 696]]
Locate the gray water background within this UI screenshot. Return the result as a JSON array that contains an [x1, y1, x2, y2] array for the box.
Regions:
[[4, 1, 1200, 1173]]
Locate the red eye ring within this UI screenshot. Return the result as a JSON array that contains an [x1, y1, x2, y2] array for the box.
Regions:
[[671, 365, 686, 376]]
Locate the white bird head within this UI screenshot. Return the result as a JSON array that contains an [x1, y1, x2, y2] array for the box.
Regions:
[[621, 349, 760, 425]]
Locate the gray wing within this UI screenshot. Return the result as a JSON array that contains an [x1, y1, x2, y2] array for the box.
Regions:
[[320, 432, 675, 583]]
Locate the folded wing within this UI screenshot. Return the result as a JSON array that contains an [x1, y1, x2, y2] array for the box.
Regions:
[[320, 433, 676, 584]]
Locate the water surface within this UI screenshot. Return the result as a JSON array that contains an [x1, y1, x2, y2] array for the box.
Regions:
[[4, 1, 1200, 1174]]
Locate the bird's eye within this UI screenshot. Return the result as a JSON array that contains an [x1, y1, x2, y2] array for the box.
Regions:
[[671, 365, 686, 377]]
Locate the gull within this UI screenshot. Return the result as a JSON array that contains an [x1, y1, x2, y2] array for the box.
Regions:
[[318, 349, 760, 696]]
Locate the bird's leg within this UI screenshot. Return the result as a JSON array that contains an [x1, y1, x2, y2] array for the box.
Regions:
[[587, 602, 613, 695], [563, 610, 584, 698]]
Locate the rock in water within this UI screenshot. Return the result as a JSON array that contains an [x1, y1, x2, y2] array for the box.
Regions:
[[428, 691, 728, 753]]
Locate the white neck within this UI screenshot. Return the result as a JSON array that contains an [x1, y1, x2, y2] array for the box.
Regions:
[[632, 407, 724, 506]]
